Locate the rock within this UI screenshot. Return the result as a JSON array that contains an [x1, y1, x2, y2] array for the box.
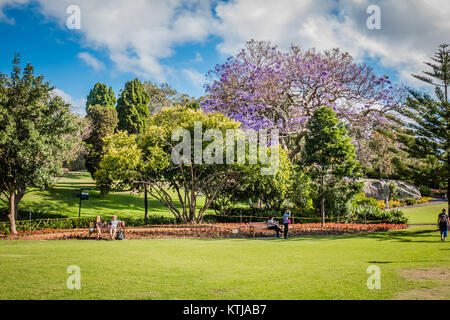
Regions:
[[362, 179, 421, 200]]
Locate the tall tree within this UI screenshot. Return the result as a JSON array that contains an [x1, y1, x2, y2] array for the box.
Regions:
[[396, 43, 449, 210], [96, 107, 244, 223], [303, 106, 360, 227], [84, 105, 119, 185], [116, 79, 150, 134], [203, 40, 406, 161], [0, 54, 78, 234], [86, 82, 116, 112]]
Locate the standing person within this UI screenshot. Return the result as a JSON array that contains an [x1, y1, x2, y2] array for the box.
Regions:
[[282, 210, 291, 239], [94, 216, 104, 240], [109, 215, 122, 240], [437, 209, 449, 241], [267, 216, 282, 238]]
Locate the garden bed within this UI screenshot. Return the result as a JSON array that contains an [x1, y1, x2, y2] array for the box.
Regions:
[[0, 223, 408, 240]]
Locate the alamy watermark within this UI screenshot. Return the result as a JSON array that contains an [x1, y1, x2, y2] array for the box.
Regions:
[[366, 5, 381, 30], [66, 5, 81, 30], [66, 265, 81, 290], [366, 265, 381, 289], [171, 122, 280, 175]]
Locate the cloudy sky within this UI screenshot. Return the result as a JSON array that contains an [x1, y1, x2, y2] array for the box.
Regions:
[[0, 0, 448, 114]]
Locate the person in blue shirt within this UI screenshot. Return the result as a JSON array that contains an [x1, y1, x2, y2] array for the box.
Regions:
[[282, 210, 291, 239]]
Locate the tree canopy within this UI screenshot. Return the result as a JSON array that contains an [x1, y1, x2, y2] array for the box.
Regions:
[[0, 54, 78, 234]]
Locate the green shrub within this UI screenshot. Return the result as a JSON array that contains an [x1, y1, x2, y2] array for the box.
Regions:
[[353, 193, 379, 207], [419, 186, 432, 197], [344, 204, 407, 224]]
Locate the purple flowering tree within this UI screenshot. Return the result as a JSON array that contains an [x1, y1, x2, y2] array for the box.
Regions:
[[202, 40, 406, 160]]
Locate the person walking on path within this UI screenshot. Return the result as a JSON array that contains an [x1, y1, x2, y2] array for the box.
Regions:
[[437, 209, 449, 241], [282, 210, 291, 239]]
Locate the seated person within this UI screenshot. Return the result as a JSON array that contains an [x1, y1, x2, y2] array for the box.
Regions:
[[94, 216, 104, 240], [108, 215, 125, 240], [267, 216, 282, 238]]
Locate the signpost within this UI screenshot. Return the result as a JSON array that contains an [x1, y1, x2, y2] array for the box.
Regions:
[[73, 189, 90, 218]]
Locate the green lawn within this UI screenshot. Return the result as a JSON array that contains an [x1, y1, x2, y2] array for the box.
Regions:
[[1, 226, 449, 300], [402, 203, 448, 225], [6, 171, 214, 220]]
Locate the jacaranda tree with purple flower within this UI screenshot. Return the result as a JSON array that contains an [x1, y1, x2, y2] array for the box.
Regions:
[[202, 40, 406, 161]]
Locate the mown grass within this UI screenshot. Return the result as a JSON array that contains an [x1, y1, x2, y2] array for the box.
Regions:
[[0, 226, 449, 300], [402, 203, 448, 225]]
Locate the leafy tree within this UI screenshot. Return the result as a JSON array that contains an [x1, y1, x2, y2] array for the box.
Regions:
[[0, 54, 78, 234], [396, 43, 449, 208], [143, 80, 199, 115], [203, 40, 406, 161], [117, 78, 150, 134], [86, 82, 116, 112], [84, 105, 118, 188], [96, 106, 245, 223], [303, 106, 361, 226], [236, 147, 293, 211]]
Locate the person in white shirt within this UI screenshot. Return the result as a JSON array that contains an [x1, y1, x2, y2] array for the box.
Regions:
[[267, 216, 282, 238], [108, 215, 124, 240]]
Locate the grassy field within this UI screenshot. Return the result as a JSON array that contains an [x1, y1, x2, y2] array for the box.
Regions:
[[5, 171, 214, 219], [402, 203, 448, 225], [1, 172, 449, 300], [0, 226, 449, 300]]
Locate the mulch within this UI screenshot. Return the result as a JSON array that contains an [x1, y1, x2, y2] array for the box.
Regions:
[[0, 223, 408, 240]]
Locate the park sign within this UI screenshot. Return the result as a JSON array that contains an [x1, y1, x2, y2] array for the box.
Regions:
[[73, 189, 90, 217]]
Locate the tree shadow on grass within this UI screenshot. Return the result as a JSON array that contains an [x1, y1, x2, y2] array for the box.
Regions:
[[17, 185, 212, 219]]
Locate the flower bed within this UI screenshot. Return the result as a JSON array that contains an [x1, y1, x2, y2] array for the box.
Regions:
[[0, 223, 408, 240]]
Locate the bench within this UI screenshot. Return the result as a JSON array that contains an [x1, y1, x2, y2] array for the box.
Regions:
[[248, 222, 277, 238], [88, 222, 126, 239]]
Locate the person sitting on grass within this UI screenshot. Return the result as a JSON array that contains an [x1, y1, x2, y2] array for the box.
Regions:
[[108, 216, 124, 240], [437, 209, 449, 242], [267, 216, 282, 238], [94, 216, 104, 240]]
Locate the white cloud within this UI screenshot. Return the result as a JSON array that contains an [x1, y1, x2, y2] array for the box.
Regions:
[[52, 88, 86, 115], [1, 0, 448, 89], [182, 68, 205, 88], [214, 0, 450, 88], [34, 0, 216, 82], [77, 52, 104, 71]]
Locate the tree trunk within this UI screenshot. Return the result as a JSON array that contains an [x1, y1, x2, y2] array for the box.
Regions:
[[144, 184, 148, 220], [8, 192, 17, 235], [321, 195, 325, 228]]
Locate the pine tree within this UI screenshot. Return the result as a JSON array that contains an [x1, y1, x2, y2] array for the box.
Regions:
[[396, 43, 449, 210], [303, 106, 360, 227], [116, 79, 150, 134], [86, 82, 116, 112]]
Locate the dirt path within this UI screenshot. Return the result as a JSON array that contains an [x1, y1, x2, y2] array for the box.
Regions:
[[396, 267, 450, 300]]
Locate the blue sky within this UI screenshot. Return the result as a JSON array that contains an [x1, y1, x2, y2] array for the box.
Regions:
[[0, 0, 448, 115]]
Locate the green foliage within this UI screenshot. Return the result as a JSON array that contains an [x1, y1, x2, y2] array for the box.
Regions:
[[395, 43, 449, 199], [0, 53, 78, 233], [117, 79, 150, 134], [352, 193, 379, 207], [97, 106, 243, 223], [84, 105, 119, 181], [86, 82, 116, 112], [237, 147, 293, 211], [345, 205, 407, 224], [419, 185, 433, 197], [388, 181, 399, 201], [303, 106, 361, 223], [288, 167, 313, 214]]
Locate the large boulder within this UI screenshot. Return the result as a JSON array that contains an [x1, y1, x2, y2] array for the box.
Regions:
[[362, 179, 421, 200]]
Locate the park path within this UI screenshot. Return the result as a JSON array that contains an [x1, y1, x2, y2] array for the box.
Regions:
[[389, 199, 447, 210]]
